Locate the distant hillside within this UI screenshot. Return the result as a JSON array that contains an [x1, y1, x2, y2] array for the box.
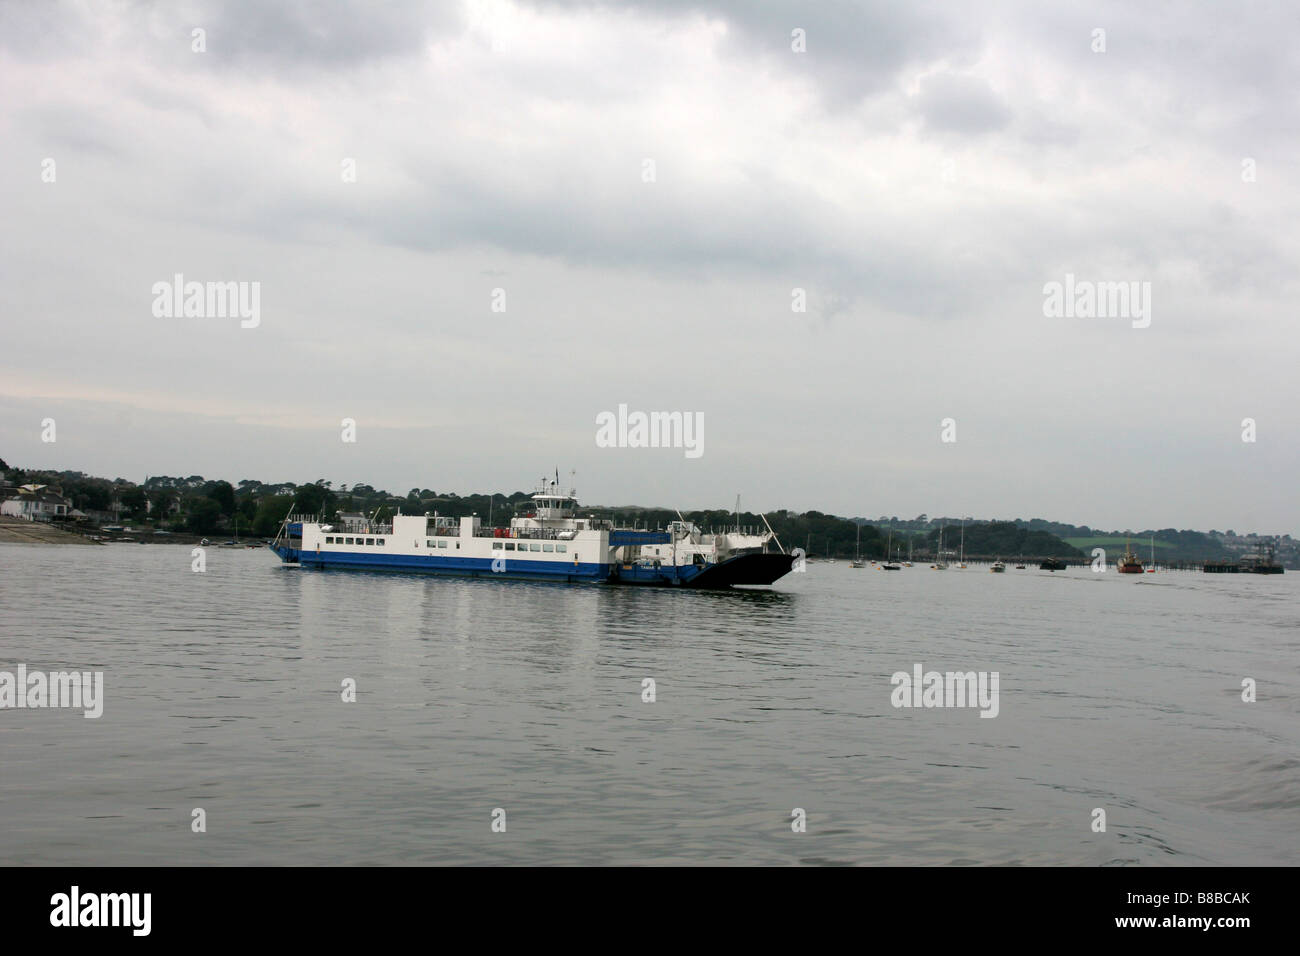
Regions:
[[924, 522, 1082, 559], [1063, 532, 1231, 563]]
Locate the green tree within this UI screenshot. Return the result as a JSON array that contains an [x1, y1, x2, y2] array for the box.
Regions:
[[292, 482, 336, 518], [253, 495, 294, 537], [119, 486, 148, 518], [187, 497, 223, 535], [206, 480, 236, 516]]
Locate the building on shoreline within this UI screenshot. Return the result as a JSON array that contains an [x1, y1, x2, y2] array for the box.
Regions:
[[1, 484, 72, 522]]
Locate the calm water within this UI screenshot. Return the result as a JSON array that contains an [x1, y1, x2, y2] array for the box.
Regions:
[[1, 542, 1296, 866]]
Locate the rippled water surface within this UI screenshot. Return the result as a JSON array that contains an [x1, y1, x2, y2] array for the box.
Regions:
[[1, 542, 1297, 865]]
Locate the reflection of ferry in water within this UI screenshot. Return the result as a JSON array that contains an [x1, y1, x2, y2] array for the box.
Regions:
[[270, 476, 796, 588]]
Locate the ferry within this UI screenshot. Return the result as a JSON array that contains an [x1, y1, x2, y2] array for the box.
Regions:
[[269, 478, 796, 588]]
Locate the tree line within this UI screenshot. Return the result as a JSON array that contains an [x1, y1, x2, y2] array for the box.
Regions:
[[0, 462, 1182, 558]]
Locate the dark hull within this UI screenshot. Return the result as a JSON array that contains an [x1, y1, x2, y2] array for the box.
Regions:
[[272, 543, 797, 588], [612, 552, 798, 588], [689, 552, 799, 588]]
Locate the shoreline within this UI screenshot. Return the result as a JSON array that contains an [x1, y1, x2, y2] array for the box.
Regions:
[[0, 518, 263, 548]]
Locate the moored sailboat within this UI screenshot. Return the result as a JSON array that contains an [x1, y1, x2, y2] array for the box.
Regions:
[[931, 526, 948, 570], [881, 529, 900, 569]]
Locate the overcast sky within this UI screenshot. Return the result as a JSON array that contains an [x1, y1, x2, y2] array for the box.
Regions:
[[1, 0, 1296, 532]]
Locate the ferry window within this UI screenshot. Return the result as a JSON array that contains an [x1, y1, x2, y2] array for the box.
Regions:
[[492, 541, 503, 549], [543, 543, 554, 552], [530, 543, 541, 551], [505, 542, 515, 551], [427, 539, 434, 548], [325, 537, 333, 544], [377, 540, 385, 547], [557, 544, 566, 552], [346, 537, 354, 545], [438, 540, 447, 549], [365, 538, 373, 545], [455, 542, 460, 549]]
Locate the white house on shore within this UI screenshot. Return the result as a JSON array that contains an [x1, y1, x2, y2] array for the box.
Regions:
[[1, 484, 72, 522]]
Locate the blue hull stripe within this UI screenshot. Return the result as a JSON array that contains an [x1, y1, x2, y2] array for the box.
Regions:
[[275, 546, 608, 581]]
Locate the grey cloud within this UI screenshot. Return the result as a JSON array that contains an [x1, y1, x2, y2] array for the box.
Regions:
[[187, 0, 463, 71], [914, 72, 1011, 135], [3, 0, 1299, 532], [527, 0, 976, 105], [0, 0, 463, 72]]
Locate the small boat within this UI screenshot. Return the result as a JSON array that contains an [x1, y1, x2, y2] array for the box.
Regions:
[[1117, 539, 1143, 574], [1015, 564, 1025, 570], [990, 559, 1006, 573], [850, 524, 865, 568], [1040, 558, 1066, 571]]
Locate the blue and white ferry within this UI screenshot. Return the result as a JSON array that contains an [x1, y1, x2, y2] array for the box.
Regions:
[[269, 478, 796, 588]]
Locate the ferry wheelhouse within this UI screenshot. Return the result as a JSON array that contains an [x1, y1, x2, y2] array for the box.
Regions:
[[269, 478, 795, 588]]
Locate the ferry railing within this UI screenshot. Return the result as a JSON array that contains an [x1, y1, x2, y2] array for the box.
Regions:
[[337, 525, 393, 535], [477, 527, 573, 540]]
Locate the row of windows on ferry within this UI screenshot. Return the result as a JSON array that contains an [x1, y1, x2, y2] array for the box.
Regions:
[[322, 535, 568, 553]]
